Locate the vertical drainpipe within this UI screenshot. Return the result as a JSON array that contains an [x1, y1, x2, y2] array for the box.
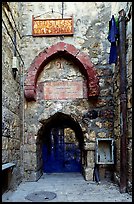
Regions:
[[118, 9, 127, 193], [13, 30, 16, 56], [62, 2, 64, 19]]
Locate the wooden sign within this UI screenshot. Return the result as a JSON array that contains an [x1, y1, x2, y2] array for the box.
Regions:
[[32, 15, 74, 36]]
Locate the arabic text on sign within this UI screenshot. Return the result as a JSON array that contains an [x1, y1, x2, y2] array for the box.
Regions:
[[32, 17, 73, 36]]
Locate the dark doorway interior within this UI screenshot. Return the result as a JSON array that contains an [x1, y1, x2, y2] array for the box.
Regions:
[[41, 112, 83, 173]]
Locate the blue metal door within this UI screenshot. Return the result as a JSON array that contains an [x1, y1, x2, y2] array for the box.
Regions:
[[42, 127, 81, 173]]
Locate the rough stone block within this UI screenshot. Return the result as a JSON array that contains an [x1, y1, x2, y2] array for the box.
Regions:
[[97, 132, 107, 138], [25, 170, 42, 181], [2, 137, 8, 149], [84, 142, 95, 150], [83, 167, 94, 181], [24, 144, 36, 153], [2, 150, 8, 163], [87, 151, 95, 166], [89, 131, 96, 141]]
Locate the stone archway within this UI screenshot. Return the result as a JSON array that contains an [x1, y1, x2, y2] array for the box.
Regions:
[[24, 42, 99, 181], [38, 112, 84, 174], [24, 42, 99, 101]]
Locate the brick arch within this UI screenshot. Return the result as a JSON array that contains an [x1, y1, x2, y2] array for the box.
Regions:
[[24, 42, 100, 101]]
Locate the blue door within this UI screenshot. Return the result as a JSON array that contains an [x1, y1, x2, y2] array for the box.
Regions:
[[42, 127, 81, 173]]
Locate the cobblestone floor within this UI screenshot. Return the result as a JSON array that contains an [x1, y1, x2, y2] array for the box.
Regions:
[[2, 173, 132, 202]]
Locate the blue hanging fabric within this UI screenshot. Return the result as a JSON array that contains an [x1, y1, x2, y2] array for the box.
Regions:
[[107, 15, 119, 64]]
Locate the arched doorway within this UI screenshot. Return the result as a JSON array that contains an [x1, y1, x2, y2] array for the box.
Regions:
[[41, 112, 84, 173], [24, 42, 100, 181]]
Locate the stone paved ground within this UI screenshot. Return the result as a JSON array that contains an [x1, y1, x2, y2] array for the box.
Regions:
[[2, 173, 132, 202]]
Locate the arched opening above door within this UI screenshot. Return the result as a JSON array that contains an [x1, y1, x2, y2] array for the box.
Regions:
[[24, 42, 100, 101]]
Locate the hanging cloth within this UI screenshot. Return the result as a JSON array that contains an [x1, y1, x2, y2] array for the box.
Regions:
[[107, 15, 119, 64]]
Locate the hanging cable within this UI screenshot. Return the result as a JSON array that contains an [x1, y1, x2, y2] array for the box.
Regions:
[[34, 3, 65, 19], [2, 7, 15, 33], [2, 2, 22, 39], [2, 18, 25, 66], [9, 7, 22, 39]]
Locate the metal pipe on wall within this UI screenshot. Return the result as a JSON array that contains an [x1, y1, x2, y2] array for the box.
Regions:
[[14, 30, 16, 56], [118, 9, 127, 193], [62, 2, 64, 18]]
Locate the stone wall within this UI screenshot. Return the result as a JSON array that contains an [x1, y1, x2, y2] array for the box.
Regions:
[[23, 50, 114, 180], [112, 2, 132, 194], [19, 2, 114, 71], [2, 2, 23, 190], [2, 2, 132, 194], [21, 2, 115, 181], [126, 3, 132, 194]]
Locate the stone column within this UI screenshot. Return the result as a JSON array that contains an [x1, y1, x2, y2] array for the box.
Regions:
[[82, 142, 95, 180], [23, 139, 43, 181]]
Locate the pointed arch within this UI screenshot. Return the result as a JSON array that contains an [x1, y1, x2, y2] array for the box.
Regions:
[[38, 111, 84, 151], [24, 42, 100, 101]]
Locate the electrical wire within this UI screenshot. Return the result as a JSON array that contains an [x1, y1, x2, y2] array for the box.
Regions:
[[2, 2, 22, 39], [2, 18, 25, 66], [9, 6, 22, 39]]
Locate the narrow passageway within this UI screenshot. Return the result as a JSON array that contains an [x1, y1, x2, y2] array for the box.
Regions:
[[2, 173, 132, 202], [2, 2, 132, 198]]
